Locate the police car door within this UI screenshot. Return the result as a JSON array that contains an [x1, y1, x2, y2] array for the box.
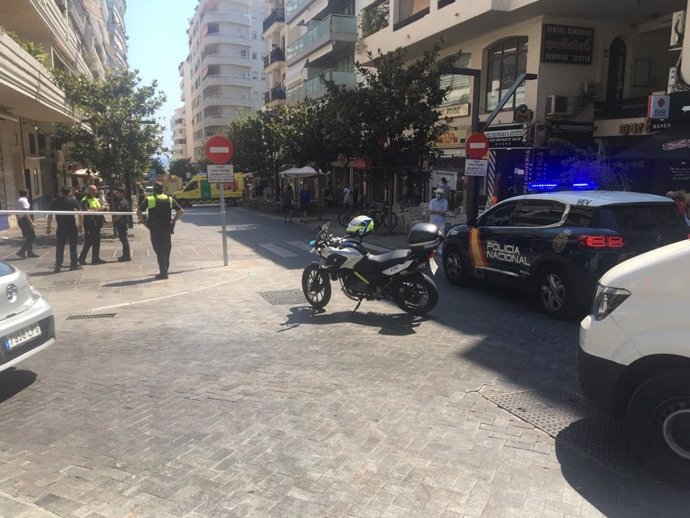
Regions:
[[496, 199, 566, 284], [471, 200, 520, 282]]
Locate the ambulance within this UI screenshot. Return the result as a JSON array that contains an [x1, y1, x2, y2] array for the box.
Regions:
[[173, 173, 245, 207]]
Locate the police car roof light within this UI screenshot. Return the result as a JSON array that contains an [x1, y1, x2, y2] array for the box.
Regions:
[[572, 182, 597, 190], [528, 182, 558, 190]]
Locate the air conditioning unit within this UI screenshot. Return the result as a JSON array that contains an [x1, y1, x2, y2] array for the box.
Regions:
[[546, 95, 573, 117], [671, 10, 685, 48]]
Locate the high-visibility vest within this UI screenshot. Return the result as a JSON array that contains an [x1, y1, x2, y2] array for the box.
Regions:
[[146, 193, 170, 209], [84, 196, 101, 209], [146, 193, 172, 223]]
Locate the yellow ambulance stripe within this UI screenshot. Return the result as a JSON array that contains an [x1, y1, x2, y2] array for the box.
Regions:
[[469, 228, 488, 268]]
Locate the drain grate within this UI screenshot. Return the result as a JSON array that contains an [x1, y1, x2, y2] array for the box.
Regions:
[[66, 313, 117, 320], [259, 289, 307, 305], [485, 385, 637, 467]]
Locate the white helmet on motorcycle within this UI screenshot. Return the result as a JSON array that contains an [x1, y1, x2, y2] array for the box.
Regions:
[[346, 215, 374, 238]]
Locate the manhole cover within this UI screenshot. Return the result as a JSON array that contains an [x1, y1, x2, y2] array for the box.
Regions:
[[66, 313, 117, 320], [485, 385, 637, 467], [259, 289, 307, 305]]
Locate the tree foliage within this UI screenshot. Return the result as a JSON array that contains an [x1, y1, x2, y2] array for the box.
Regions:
[[226, 112, 277, 177], [53, 70, 166, 189], [169, 158, 197, 178]]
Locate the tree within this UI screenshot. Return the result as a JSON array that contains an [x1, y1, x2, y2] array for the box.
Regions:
[[54, 70, 166, 193], [226, 111, 277, 177], [553, 139, 631, 191], [325, 44, 454, 200], [150, 156, 167, 176]]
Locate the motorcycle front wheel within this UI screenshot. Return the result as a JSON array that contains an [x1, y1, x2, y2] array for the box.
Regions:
[[302, 264, 332, 309], [392, 273, 438, 316]]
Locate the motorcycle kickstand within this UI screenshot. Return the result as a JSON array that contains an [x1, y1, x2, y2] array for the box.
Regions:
[[352, 297, 364, 313]]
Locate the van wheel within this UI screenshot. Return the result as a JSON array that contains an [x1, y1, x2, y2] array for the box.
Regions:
[[443, 247, 471, 286], [626, 371, 690, 489], [536, 265, 572, 319]]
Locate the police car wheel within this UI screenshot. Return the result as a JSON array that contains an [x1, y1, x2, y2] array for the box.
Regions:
[[536, 265, 572, 319], [626, 371, 690, 489], [443, 248, 470, 286]]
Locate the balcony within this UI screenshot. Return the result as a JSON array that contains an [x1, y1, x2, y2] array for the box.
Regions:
[[285, 0, 314, 23], [201, 32, 253, 48], [199, 11, 251, 29], [0, 30, 74, 122], [264, 86, 287, 104], [200, 52, 252, 70], [263, 46, 285, 71], [286, 70, 355, 104], [263, 8, 285, 33], [286, 15, 356, 65], [201, 73, 254, 88], [202, 94, 257, 110]]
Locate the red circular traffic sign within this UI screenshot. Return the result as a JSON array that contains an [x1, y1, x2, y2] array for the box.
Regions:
[[204, 135, 234, 165], [465, 132, 490, 159]]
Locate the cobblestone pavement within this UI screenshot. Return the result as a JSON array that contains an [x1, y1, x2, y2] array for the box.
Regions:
[[0, 207, 688, 517]]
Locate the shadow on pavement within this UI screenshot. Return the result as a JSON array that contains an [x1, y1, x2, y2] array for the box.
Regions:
[[280, 306, 425, 336], [102, 278, 156, 287], [0, 368, 37, 404]]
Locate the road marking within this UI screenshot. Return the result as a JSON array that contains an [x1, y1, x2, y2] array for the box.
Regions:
[[288, 241, 311, 252], [259, 243, 297, 258]]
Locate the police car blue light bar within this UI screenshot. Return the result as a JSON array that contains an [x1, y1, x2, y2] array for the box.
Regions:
[[528, 182, 558, 190]]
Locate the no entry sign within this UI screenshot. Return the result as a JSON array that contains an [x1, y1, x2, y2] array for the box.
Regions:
[[465, 132, 490, 159], [205, 135, 234, 165]]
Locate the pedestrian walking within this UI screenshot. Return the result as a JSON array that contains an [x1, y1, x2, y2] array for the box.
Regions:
[[15, 189, 38, 258], [111, 185, 131, 262], [343, 185, 353, 207], [46, 185, 83, 272], [299, 183, 310, 222], [78, 184, 106, 265], [281, 183, 293, 223], [136, 182, 184, 280], [429, 188, 448, 254], [438, 177, 451, 201]]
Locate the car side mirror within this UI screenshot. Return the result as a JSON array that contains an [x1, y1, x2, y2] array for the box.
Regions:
[[466, 217, 478, 227]]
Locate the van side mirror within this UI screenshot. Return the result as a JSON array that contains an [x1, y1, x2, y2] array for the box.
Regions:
[[466, 217, 477, 227]]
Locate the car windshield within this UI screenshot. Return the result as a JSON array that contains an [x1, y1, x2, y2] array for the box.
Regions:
[[0, 261, 14, 277], [597, 203, 686, 231]]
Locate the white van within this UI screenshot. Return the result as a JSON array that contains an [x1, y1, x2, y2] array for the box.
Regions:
[[579, 238, 690, 488]]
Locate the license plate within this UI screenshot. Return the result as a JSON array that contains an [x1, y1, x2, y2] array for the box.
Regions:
[[429, 258, 438, 275], [5, 323, 42, 351]]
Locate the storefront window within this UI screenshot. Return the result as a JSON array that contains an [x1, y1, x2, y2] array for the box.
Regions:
[[486, 37, 528, 112]]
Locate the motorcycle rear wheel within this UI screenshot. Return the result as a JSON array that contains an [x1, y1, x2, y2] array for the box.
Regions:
[[302, 264, 331, 309], [392, 273, 438, 316]]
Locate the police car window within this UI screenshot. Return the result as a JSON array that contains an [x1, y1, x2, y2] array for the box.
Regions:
[[480, 201, 519, 226], [598, 203, 686, 230], [564, 206, 593, 227], [185, 181, 198, 192], [510, 200, 564, 227]]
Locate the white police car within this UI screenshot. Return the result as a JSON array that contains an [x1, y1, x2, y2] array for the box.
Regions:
[[443, 191, 688, 318], [0, 261, 55, 373]]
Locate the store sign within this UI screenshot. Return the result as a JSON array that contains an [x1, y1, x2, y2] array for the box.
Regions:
[[484, 123, 529, 148], [542, 24, 594, 65], [549, 122, 594, 138], [669, 91, 690, 122], [648, 95, 671, 119], [650, 120, 672, 132], [436, 129, 463, 149], [438, 103, 470, 118], [619, 121, 651, 136]]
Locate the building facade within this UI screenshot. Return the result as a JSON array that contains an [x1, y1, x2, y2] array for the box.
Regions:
[[262, 0, 287, 109], [351, 0, 689, 206], [180, 0, 267, 161], [0, 0, 128, 226]]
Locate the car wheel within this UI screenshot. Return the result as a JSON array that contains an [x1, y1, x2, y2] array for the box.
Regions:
[[443, 247, 471, 286], [536, 265, 572, 319], [626, 371, 690, 489]]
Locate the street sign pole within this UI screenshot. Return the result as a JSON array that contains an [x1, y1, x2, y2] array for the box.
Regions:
[[204, 136, 235, 267]]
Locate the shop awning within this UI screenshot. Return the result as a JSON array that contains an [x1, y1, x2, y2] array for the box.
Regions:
[[615, 130, 690, 160], [279, 166, 320, 178]]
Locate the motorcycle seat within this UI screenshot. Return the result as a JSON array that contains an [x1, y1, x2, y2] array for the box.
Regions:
[[357, 249, 411, 272]]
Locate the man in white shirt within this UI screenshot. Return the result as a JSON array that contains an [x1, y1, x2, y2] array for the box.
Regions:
[[429, 188, 449, 234], [15, 189, 38, 258]]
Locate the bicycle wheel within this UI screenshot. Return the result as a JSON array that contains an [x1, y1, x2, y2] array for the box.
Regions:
[[384, 211, 398, 231]]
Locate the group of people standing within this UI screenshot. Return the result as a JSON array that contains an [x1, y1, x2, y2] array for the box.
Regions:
[[15, 181, 183, 281], [280, 182, 311, 223]]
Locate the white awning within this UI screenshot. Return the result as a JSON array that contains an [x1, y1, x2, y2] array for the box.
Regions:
[[279, 166, 325, 178]]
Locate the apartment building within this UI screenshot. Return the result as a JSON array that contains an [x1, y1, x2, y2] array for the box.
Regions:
[[0, 0, 127, 225], [263, 0, 287, 109], [354, 0, 690, 204], [170, 107, 189, 159], [180, 0, 267, 161]]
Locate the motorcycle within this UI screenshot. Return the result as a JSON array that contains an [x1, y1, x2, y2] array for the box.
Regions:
[[301, 218, 442, 316]]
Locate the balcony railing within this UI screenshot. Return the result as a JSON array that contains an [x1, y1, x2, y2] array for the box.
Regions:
[[263, 8, 285, 33], [263, 47, 285, 69], [287, 70, 355, 104], [264, 86, 287, 103], [286, 15, 356, 64], [285, 0, 313, 23]]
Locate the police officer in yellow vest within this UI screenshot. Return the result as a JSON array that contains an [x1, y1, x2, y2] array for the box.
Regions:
[[78, 184, 106, 265], [137, 182, 184, 280]]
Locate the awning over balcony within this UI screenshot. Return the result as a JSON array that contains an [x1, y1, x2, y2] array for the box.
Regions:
[[615, 129, 690, 161]]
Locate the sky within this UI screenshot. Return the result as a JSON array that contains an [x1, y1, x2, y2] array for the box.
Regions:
[[124, 1, 198, 159]]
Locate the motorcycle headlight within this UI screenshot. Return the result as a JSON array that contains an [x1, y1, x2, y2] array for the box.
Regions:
[[592, 284, 630, 321]]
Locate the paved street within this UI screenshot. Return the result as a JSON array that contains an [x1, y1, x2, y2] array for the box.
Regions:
[[0, 206, 689, 517]]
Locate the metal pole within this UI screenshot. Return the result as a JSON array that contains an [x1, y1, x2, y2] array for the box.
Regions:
[[220, 185, 228, 266], [466, 73, 482, 221]]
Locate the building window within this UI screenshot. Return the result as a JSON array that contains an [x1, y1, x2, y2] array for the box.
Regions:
[[252, 31, 257, 39], [252, 52, 257, 60], [486, 37, 528, 112], [440, 53, 472, 107], [395, 0, 429, 31]]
